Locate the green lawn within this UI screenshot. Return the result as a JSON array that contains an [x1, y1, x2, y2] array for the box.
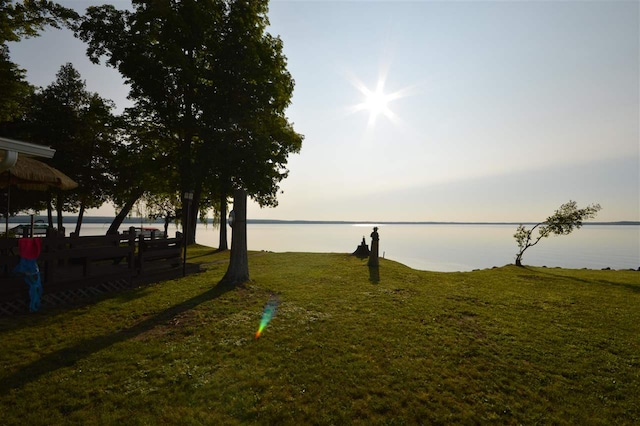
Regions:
[[1, 247, 639, 425]]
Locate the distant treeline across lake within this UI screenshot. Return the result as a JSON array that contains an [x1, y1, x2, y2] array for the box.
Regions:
[[7, 217, 640, 272]]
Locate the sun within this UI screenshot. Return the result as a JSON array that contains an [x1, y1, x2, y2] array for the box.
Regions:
[[346, 70, 413, 129], [360, 81, 393, 125], [350, 78, 397, 127]]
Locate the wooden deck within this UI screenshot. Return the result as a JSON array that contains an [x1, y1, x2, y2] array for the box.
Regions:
[[0, 227, 196, 315]]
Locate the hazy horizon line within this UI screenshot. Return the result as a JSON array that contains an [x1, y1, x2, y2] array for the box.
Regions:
[[7, 215, 640, 226]]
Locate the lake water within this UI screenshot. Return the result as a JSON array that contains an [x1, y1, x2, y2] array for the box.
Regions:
[[73, 222, 639, 272]]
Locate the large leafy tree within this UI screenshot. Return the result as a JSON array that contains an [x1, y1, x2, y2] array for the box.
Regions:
[[104, 106, 178, 235], [77, 0, 302, 262], [0, 0, 76, 42], [1, 1, 79, 223], [0, 0, 77, 122], [0, 48, 33, 123], [77, 0, 226, 244], [204, 1, 302, 204], [27, 63, 117, 233], [514, 201, 601, 267], [211, 0, 302, 284], [77, 1, 302, 285]]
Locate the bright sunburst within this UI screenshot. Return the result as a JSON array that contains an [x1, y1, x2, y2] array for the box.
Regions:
[[359, 80, 393, 125], [347, 69, 414, 129]]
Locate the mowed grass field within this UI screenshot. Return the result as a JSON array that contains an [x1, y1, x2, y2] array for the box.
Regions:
[[1, 246, 639, 425]]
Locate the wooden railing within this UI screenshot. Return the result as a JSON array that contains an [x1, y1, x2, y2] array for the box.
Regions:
[[41, 233, 136, 292], [136, 233, 183, 274], [0, 226, 185, 306]]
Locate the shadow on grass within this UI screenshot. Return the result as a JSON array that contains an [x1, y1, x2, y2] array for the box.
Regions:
[[0, 267, 202, 334], [188, 249, 227, 260], [369, 266, 380, 284], [0, 282, 236, 396], [525, 267, 640, 293]]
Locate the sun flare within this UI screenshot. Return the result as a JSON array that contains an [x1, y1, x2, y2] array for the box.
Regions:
[[346, 71, 414, 129], [361, 81, 393, 124], [352, 78, 396, 127]]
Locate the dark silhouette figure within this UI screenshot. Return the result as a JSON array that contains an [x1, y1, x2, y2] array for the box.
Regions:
[[352, 236, 370, 258], [368, 227, 379, 267]]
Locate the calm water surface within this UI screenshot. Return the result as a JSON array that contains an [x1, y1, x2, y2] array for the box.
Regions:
[[78, 222, 639, 272]]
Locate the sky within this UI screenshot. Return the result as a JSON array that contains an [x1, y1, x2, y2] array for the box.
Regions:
[[7, 0, 639, 222]]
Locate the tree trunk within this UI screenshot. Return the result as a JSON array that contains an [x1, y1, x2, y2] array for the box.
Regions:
[[181, 192, 198, 245], [74, 203, 85, 236], [163, 215, 170, 238], [515, 250, 525, 266], [189, 189, 199, 244], [107, 192, 142, 235], [218, 191, 228, 251], [47, 193, 53, 228], [56, 192, 63, 234], [221, 188, 249, 286]]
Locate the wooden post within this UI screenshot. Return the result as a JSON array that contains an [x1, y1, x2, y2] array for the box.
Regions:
[[127, 227, 136, 275], [137, 231, 144, 274], [182, 191, 193, 277], [42, 230, 60, 285]]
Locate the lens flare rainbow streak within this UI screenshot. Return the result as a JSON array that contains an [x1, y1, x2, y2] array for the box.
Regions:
[[255, 298, 278, 339]]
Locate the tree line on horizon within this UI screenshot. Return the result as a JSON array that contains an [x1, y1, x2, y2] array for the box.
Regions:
[[1, 0, 303, 277]]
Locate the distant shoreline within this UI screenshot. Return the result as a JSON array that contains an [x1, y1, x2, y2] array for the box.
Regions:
[[7, 216, 640, 226]]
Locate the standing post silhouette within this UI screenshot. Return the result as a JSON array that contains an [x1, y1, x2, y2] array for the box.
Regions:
[[182, 190, 193, 277], [368, 227, 379, 267]]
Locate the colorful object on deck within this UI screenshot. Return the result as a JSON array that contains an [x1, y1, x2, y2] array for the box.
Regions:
[[255, 297, 279, 339], [15, 238, 43, 312], [14, 258, 42, 312], [18, 237, 42, 259]]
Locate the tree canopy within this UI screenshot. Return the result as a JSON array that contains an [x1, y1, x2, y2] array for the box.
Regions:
[[2, 0, 302, 260], [24, 63, 117, 233], [0, 0, 77, 122], [77, 0, 303, 245], [0, 0, 76, 44]]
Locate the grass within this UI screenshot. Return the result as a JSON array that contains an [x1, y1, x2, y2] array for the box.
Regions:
[[1, 245, 639, 425]]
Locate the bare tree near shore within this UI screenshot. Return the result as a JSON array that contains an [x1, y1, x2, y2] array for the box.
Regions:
[[514, 201, 601, 267]]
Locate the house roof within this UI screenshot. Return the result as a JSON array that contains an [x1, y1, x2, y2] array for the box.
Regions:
[[0, 136, 55, 172]]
